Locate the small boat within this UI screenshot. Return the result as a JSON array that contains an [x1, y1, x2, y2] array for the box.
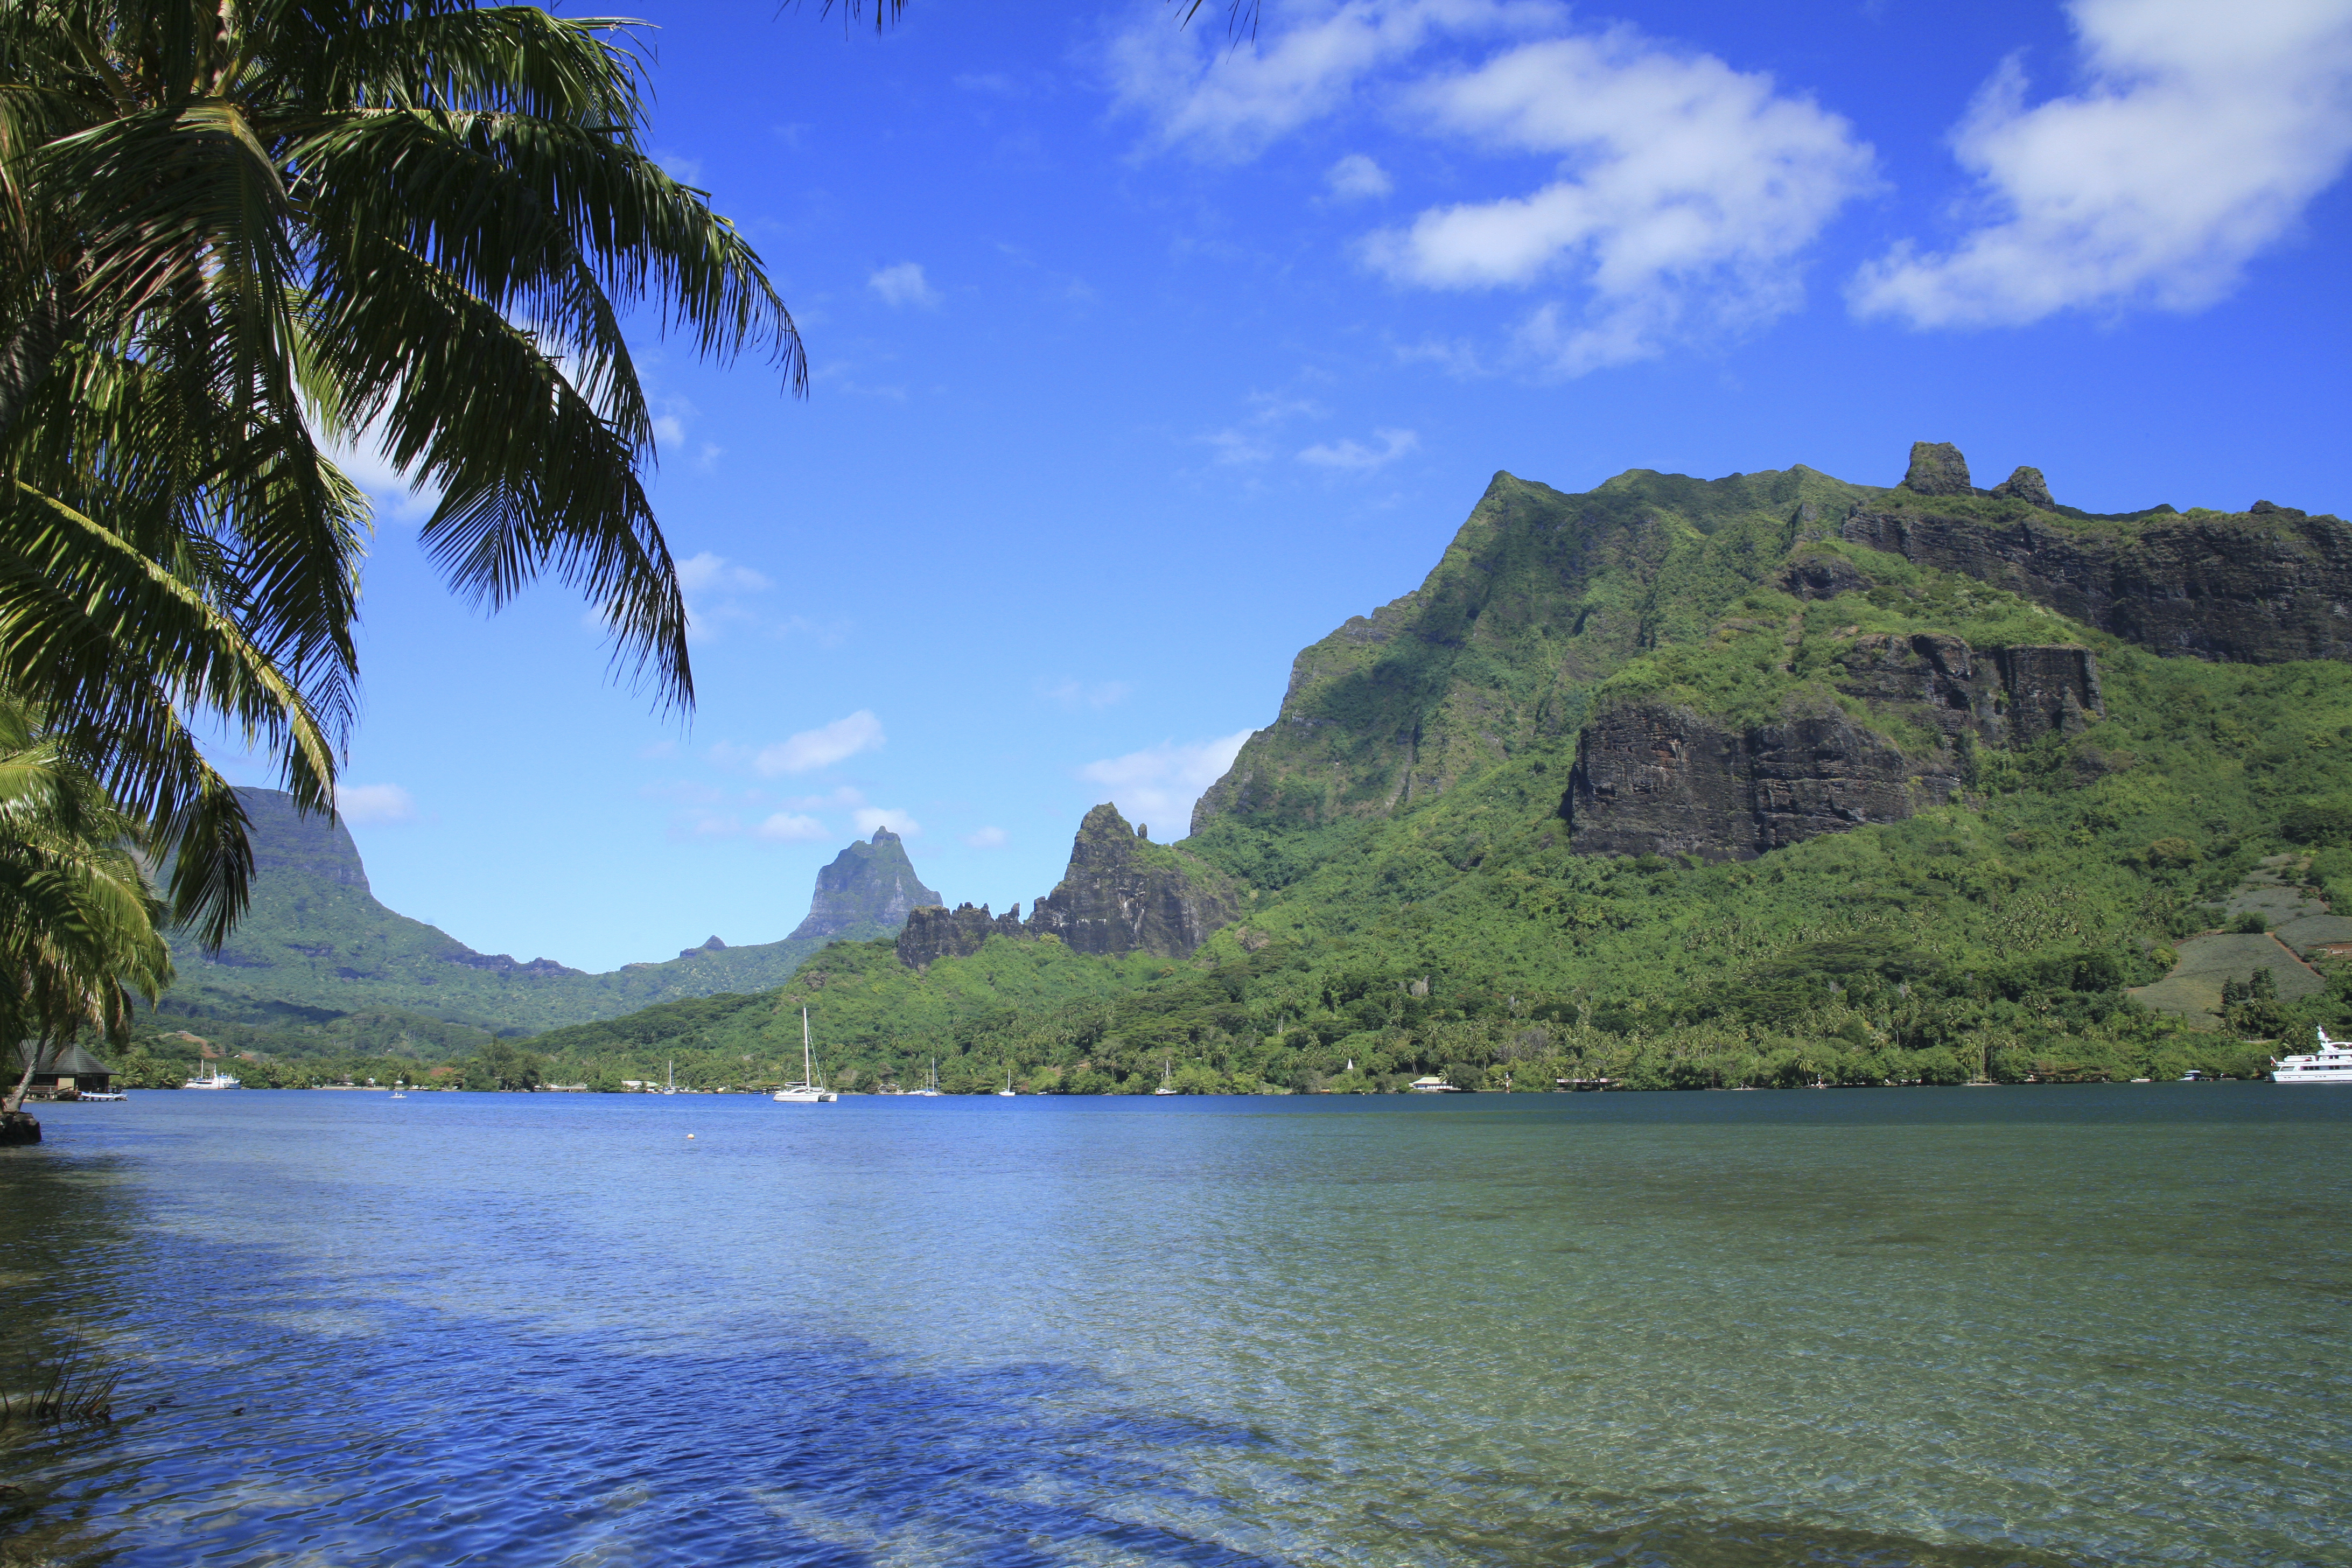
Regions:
[[773, 1009, 839, 1103], [390, 1090, 407, 1100], [77, 1091, 127, 1103], [1408, 1075, 1459, 1094], [1154, 1054, 1178, 1096], [182, 1060, 242, 1090], [2271, 1029, 2352, 1084], [905, 1057, 942, 1097], [995, 1070, 1017, 1097]]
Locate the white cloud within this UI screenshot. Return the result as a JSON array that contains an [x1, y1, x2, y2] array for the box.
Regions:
[[755, 711, 886, 776], [963, 825, 1010, 849], [1040, 676, 1134, 710], [755, 813, 830, 843], [655, 149, 705, 184], [1077, 730, 1254, 837], [1201, 393, 1325, 465], [652, 414, 686, 446], [1110, 0, 1555, 160], [869, 262, 942, 309], [1363, 30, 1875, 374], [853, 807, 921, 837], [337, 783, 416, 826], [675, 552, 772, 595], [1298, 427, 1418, 470], [321, 418, 441, 526], [1328, 152, 1394, 199], [1851, 0, 2352, 328]]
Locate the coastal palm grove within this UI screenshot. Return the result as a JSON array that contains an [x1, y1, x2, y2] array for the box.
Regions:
[[0, 1, 797, 1075]]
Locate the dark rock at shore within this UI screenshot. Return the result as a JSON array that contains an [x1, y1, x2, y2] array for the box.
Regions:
[[0, 1111, 40, 1145]]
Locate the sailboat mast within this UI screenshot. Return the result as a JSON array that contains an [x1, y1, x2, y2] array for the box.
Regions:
[[803, 1006, 814, 1086]]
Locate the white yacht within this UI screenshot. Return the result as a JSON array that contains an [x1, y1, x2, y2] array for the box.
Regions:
[[1154, 1055, 1178, 1096], [183, 1060, 242, 1090], [773, 1009, 839, 1103], [2272, 1030, 2352, 1084], [995, 1070, 1017, 1097], [905, 1058, 942, 1097]]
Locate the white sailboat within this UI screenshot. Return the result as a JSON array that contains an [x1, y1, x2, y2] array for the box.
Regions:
[[1154, 1054, 1178, 1096], [181, 1058, 242, 1090], [995, 1069, 1017, 1097], [905, 1057, 942, 1097], [773, 1009, 839, 1103]]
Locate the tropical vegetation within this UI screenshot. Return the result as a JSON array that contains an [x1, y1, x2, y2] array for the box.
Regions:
[[0, 0, 798, 982]]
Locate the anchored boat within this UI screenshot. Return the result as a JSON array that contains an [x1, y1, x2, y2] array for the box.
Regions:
[[2272, 1029, 2352, 1084], [773, 1008, 839, 1103]]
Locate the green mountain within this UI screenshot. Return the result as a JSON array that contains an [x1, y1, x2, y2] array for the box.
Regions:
[[152, 800, 939, 1035], [503, 443, 2352, 1095], [156, 444, 2352, 1094]]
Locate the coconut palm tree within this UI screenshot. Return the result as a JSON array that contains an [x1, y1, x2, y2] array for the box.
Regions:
[[0, 0, 800, 944], [0, 689, 173, 1112]]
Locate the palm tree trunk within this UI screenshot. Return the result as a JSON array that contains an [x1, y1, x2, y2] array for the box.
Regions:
[[5, 1041, 40, 1116]]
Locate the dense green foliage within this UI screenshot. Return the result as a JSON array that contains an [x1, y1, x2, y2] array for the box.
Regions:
[[132, 461, 2352, 1096]]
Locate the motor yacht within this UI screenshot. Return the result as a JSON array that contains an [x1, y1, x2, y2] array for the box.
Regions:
[[2272, 1029, 2352, 1084]]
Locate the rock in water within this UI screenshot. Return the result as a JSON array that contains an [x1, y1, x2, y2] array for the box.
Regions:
[[1899, 440, 1975, 496], [788, 830, 942, 942]]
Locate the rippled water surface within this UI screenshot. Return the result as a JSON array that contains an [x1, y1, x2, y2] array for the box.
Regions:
[[0, 1086, 2346, 1566]]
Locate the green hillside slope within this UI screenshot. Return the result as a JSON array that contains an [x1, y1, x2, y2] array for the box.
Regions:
[[209, 445, 2352, 1093], [152, 802, 933, 1035]]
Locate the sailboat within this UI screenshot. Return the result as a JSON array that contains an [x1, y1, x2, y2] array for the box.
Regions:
[[1154, 1054, 1178, 1096], [905, 1056, 942, 1097], [995, 1069, 1017, 1097], [653, 1059, 679, 1095], [773, 1009, 839, 1103]]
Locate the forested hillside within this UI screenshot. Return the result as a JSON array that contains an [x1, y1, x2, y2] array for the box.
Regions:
[[154, 446, 2352, 1093]]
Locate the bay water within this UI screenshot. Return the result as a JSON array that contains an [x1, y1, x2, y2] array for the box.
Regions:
[[0, 1085, 2344, 1565]]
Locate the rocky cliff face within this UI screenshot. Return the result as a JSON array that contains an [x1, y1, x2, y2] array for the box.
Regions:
[[1843, 449, 2352, 664], [237, 787, 370, 890], [894, 902, 1027, 971], [1565, 635, 2104, 860], [1025, 804, 1238, 958], [1192, 465, 1878, 835], [788, 830, 942, 942], [1565, 704, 1942, 862], [894, 804, 1237, 969]]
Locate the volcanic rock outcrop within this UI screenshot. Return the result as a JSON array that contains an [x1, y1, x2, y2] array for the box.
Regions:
[[1565, 635, 2104, 860], [1024, 804, 1236, 958], [1844, 448, 2352, 664], [788, 829, 941, 942], [894, 804, 1237, 970], [894, 902, 1026, 970]]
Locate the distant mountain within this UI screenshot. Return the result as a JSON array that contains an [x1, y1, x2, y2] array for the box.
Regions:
[[788, 830, 939, 941], [152, 799, 936, 1034]]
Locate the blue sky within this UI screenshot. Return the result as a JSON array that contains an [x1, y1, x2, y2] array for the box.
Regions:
[[237, 0, 2352, 971]]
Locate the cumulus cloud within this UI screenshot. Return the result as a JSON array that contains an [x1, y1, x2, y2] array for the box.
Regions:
[[853, 806, 921, 837], [1077, 730, 1254, 836], [676, 552, 772, 595], [963, 825, 1010, 849], [869, 262, 942, 309], [1298, 427, 1418, 470], [754, 813, 830, 843], [1040, 676, 1134, 710], [755, 711, 886, 776], [1851, 0, 2352, 328], [336, 782, 416, 826], [1363, 30, 1875, 373], [1327, 151, 1394, 198], [1110, 0, 1553, 160]]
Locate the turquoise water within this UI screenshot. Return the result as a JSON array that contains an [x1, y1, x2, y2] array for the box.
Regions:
[[0, 1086, 2345, 1565]]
